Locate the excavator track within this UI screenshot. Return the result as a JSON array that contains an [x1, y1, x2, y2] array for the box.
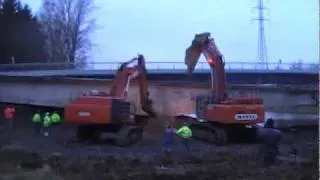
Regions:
[[189, 122, 227, 146], [134, 115, 150, 129], [115, 125, 143, 146], [177, 117, 228, 146], [189, 119, 260, 145]]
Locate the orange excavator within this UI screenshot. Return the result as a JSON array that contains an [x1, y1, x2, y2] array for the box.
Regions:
[[64, 54, 156, 146], [175, 33, 265, 145]]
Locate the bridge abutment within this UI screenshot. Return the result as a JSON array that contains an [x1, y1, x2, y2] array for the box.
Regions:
[[0, 77, 316, 116]]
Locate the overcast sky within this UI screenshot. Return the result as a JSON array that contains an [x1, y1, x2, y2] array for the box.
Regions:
[[21, 0, 318, 65]]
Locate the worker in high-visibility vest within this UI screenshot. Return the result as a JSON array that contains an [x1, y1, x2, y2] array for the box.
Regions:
[[32, 110, 42, 135], [50, 111, 61, 134], [176, 122, 193, 152], [51, 111, 61, 124], [4, 105, 16, 128], [43, 112, 52, 137]]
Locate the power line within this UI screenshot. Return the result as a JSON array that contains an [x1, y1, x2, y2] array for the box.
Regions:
[[252, 0, 269, 69]]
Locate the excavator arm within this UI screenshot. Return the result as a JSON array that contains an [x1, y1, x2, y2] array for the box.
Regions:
[[109, 55, 156, 117], [136, 55, 156, 117], [185, 32, 227, 102], [109, 57, 139, 98]]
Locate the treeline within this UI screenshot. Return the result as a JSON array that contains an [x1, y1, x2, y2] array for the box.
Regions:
[[0, 0, 95, 66], [0, 0, 46, 64]]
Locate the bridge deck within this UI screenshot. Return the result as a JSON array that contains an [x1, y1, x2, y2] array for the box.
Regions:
[[0, 61, 317, 85], [0, 68, 318, 77]]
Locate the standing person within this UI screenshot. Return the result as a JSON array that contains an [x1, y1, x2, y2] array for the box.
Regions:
[[4, 104, 16, 128], [163, 123, 176, 159], [32, 110, 42, 135], [176, 122, 192, 152], [287, 127, 298, 156], [257, 118, 282, 167], [50, 111, 61, 134], [51, 111, 61, 125], [43, 112, 52, 137]]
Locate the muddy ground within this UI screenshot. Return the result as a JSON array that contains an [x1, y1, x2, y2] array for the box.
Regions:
[[0, 105, 318, 180]]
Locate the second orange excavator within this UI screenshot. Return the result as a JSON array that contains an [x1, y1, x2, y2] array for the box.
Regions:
[[175, 33, 265, 145], [64, 54, 156, 146]]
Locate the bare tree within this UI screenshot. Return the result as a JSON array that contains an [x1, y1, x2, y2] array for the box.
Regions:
[[38, 0, 96, 67]]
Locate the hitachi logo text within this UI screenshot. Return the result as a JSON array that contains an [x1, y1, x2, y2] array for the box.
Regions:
[[234, 114, 258, 121]]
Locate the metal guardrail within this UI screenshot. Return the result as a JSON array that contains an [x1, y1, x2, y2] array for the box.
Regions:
[[0, 63, 75, 71], [0, 61, 318, 73], [90, 61, 319, 72]]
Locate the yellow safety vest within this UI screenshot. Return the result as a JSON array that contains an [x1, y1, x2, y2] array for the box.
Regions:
[[176, 126, 192, 138], [43, 115, 51, 127], [51, 113, 61, 123], [32, 113, 41, 123]]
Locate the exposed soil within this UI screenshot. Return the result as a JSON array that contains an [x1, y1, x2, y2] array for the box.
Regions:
[[0, 104, 318, 179]]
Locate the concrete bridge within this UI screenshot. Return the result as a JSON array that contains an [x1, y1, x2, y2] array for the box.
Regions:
[[0, 75, 317, 116], [0, 61, 317, 128], [0, 61, 318, 84], [0, 61, 317, 113]]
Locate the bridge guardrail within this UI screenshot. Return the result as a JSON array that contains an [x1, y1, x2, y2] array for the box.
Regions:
[[0, 61, 318, 73]]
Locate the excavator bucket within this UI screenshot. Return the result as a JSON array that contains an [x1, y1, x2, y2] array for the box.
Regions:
[[185, 32, 211, 74], [185, 45, 201, 74]]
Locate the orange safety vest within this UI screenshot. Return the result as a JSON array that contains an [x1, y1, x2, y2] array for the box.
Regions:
[[4, 107, 15, 120]]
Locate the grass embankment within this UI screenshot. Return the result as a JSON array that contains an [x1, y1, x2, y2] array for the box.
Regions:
[[0, 143, 317, 180]]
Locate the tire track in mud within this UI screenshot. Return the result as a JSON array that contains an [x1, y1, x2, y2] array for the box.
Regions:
[[1, 123, 317, 162], [0, 123, 258, 159]]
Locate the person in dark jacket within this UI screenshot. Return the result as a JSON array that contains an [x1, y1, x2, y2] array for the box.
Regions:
[[163, 123, 176, 159], [257, 118, 282, 167]]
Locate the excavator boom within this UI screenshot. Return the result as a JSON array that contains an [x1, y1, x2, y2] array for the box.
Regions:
[[185, 32, 227, 102]]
